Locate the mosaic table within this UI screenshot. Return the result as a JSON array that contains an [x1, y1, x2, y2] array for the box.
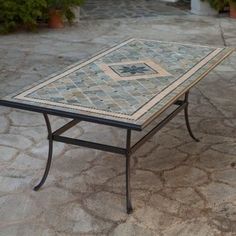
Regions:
[[0, 39, 234, 214]]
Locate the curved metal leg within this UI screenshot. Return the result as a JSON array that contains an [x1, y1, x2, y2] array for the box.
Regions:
[[184, 92, 200, 142], [126, 129, 133, 214], [34, 114, 53, 191]]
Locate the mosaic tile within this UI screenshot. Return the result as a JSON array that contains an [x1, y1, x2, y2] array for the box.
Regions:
[[100, 59, 171, 81], [3, 39, 234, 128], [111, 63, 155, 76]]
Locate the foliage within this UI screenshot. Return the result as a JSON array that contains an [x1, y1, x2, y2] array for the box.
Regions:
[[46, 0, 85, 23], [0, 0, 85, 33], [230, 0, 236, 7], [47, 0, 84, 9], [202, 0, 229, 10], [0, 0, 47, 33]]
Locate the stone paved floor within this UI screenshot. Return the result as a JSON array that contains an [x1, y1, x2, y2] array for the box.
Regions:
[[80, 0, 189, 20], [0, 3, 236, 236]]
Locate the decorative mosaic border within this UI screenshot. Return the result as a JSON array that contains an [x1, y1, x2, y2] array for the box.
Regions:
[[13, 39, 228, 121]]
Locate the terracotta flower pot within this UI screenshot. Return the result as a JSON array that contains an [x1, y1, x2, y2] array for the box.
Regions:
[[230, 2, 236, 18], [48, 9, 64, 28]]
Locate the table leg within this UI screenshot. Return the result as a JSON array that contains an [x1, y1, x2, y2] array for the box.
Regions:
[[34, 114, 53, 191], [184, 91, 199, 142], [126, 129, 133, 214]]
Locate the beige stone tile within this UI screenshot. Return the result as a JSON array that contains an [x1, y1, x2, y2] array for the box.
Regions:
[[42, 201, 113, 234], [133, 206, 181, 231], [197, 149, 236, 170], [0, 146, 18, 162], [107, 170, 163, 192], [162, 187, 205, 209], [198, 182, 236, 207], [84, 191, 128, 221], [8, 110, 46, 127], [162, 218, 221, 236], [110, 220, 156, 236], [0, 116, 9, 133], [212, 169, 236, 186], [0, 224, 56, 236], [0, 194, 42, 225], [164, 166, 208, 187], [137, 148, 187, 171], [0, 134, 33, 150]]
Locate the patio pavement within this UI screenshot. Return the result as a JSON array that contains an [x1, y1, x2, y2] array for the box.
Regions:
[[0, 1, 236, 235]]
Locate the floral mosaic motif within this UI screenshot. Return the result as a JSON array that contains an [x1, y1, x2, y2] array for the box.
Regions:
[[110, 63, 156, 77], [121, 65, 148, 74]]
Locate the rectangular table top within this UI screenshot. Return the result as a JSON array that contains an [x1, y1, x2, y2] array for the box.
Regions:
[[1, 39, 234, 130]]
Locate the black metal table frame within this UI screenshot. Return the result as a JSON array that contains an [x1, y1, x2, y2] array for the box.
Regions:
[[34, 90, 199, 214], [0, 90, 199, 214]]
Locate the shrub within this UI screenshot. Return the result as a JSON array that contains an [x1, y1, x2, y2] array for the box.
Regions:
[[0, 0, 47, 33], [0, 0, 85, 33], [47, 0, 85, 24], [202, 0, 229, 10]]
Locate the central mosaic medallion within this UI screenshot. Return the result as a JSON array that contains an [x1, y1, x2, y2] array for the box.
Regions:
[[100, 60, 172, 81], [110, 63, 155, 77]]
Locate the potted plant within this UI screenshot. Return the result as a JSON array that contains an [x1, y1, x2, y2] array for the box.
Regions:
[[202, 0, 228, 11], [229, 0, 236, 18], [200, 0, 236, 18], [47, 0, 84, 28]]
